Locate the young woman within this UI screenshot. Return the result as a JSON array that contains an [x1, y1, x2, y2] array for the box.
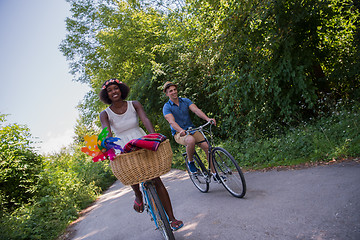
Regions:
[[99, 78, 183, 231]]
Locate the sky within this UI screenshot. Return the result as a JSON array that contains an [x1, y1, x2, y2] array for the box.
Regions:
[[0, 0, 90, 154]]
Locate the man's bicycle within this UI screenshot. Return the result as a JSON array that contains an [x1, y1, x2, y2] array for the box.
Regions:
[[141, 180, 175, 240], [110, 139, 176, 240], [182, 121, 246, 198]]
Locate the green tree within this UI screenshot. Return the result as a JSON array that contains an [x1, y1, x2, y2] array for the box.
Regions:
[[169, 0, 360, 138], [61, 0, 359, 141], [61, 0, 172, 130], [0, 114, 43, 213]]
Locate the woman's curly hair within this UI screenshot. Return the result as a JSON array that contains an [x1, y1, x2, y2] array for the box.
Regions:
[[99, 79, 130, 104]]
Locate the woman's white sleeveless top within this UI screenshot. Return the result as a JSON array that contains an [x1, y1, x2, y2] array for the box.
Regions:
[[104, 101, 146, 147]]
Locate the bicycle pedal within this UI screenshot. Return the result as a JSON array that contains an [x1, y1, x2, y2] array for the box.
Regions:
[[213, 174, 226, 183], [191, 172, 200, 177]]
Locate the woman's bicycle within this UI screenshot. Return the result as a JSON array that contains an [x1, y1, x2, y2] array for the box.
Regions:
[[109, 139, 176, 240], [182, 121, 246, 198], [141, 180, 175, 240]]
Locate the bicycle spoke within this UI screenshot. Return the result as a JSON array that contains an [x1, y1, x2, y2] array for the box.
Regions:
[[212, 147, 246, 198], [185, 153, 209, 193]]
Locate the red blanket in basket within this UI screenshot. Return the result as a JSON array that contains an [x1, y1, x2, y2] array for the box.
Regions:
[[123, 133, 167, 153]]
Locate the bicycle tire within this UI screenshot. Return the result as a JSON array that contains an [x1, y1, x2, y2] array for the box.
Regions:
[[212, 147, 246, 198], [184, 152, 209, 193], [146, 183, 175, 240]]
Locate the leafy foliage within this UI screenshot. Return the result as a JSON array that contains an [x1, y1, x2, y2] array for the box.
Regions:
[[0, 114, 43, 213], [221, 100, 360, 169], [173, 0, 360, 139], [61, 0, 359, 143]]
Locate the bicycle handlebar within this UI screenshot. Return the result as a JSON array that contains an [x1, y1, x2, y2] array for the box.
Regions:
[[185, 120, 213, 134]]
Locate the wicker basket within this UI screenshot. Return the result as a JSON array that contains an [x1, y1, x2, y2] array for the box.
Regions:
[[110, 139, 173, 185]]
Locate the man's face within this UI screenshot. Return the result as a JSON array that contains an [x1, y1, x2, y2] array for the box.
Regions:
[[166, 85, 178, 100]]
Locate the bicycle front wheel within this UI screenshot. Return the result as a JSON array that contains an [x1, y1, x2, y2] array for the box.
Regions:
[[212, 147, 246, 198], [184, 152, 209, 193], [147, 183, 175, 240]]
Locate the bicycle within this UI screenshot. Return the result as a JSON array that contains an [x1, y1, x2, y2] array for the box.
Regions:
[[109, 139, 177, 240], [141, 180, 175, 240], [182, 121, 247, 198]]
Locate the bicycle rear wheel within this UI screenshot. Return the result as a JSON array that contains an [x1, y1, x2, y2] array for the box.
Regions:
[[212, 147, 246, 198], [184, 152, 209, 193], [146, 183, 175, 240]]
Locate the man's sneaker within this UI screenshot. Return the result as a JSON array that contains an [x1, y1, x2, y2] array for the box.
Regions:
[[188, 161, 198, 173], [213, 173, 226, 183]]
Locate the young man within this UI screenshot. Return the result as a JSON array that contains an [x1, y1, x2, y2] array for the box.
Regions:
[[162, 81, 221, 180]]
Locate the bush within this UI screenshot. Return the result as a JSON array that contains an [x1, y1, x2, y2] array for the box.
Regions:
[[0, 149, 116, 240], [221, 101, 360, 169], [0, 114, 116, 240], [0, 115, 43, 213]]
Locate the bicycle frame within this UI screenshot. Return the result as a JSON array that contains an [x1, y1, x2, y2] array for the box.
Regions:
[[186, 121, 215, 169], [184, 121, 247, 198], [186, 121, 214, 146]]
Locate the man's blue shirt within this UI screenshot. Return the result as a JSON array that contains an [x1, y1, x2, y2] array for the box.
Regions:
[[163, 97, 195, 135]]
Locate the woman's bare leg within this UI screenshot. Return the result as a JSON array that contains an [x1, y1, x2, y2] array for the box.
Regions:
[[131, 184, 143, 213]]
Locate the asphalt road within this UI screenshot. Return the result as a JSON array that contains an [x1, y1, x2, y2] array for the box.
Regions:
[[62, 161, 360, 240]]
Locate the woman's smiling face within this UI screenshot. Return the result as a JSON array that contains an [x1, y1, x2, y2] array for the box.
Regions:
[[106, 84, 122, 102]]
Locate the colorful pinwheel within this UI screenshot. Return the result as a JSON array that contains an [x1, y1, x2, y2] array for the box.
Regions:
[[81, 127, 123, 162]]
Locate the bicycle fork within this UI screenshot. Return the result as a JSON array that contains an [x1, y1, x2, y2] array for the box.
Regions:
[[142, 182, 170, 230], [142, 183, 158, 227]]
